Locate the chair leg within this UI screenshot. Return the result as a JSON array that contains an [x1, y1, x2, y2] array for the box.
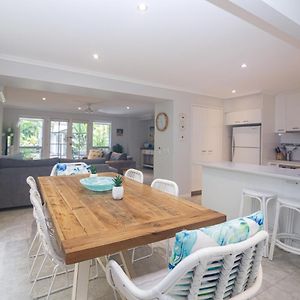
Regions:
[[28, 231, 39, 257], [269, 201, 281, 260], [46, 264, 59, 300], [30, 254, 47, 295], [29, 241, 43, 279]]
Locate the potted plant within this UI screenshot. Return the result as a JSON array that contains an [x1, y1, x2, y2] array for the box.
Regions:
[[112, 175, 124, 200], [112, 143, 123, 153], [89, 165, 97, 177]]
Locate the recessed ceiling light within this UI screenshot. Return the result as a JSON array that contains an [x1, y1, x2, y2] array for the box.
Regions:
[[241, 63, 247, 68], [232, 90, 236, 94], [126, 106, 130, 110], [78, 107, 82, 110], [137, 3, 148, 12], [93, 53, 99, 60], [42, 97, 46, 101]]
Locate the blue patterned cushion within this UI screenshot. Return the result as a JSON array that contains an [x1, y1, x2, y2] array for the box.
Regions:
[[55, 163, 90, 176], [169, 211, 264, 269]]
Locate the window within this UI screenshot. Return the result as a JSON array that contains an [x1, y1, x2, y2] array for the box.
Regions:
[[92, 122, 111, 148], [72, 122, 88, 159], [50, 121, 68, 158], [19, 118, 43, 159]]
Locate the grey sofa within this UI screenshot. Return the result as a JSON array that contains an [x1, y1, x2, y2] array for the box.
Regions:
[[0, 157, 117, 209]]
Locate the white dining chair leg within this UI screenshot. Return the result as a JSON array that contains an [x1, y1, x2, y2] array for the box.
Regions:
[[46, 264, 59, 300], [30, 254, 47, 295], [29, 241, 43, 279], [28, 231, 39, 257]]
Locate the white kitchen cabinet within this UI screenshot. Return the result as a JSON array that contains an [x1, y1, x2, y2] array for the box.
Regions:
[[225, 109, 261, 126], [191, 106, 223, 192], [274, 96, 286, 133], [286, 98, 300, 131]]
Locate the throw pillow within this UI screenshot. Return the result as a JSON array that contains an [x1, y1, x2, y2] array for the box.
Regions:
[[88, 149, 103, 159], [168, 211, 264, 270], [110, 152, 122, 160]]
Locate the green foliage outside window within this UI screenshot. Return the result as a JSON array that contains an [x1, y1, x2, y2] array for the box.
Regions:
[[72, 123, 88, 159], [92, 123, 111, 148]]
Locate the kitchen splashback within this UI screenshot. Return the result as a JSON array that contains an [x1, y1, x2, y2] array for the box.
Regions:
[[280, 133, 300, 161]]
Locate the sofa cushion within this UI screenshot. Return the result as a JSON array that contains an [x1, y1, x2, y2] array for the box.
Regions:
[[169, 211, 264, 269], [110, 152, 127, 161], [88, 149, 103, 159], [0, 157, 60, 169]]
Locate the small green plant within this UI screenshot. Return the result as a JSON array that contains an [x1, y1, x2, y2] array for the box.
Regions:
[[89, 165, 97, 174], [112, 175, 123, 187]]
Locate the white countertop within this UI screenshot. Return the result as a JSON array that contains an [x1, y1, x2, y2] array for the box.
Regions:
[[201, 161, 300, 181]]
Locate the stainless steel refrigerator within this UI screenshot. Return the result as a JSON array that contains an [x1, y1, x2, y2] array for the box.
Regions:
[[232, 125, 261, 164]]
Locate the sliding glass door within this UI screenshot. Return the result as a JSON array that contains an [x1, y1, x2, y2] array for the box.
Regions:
[[71, 122, 88, 159], [50, 120, 68, 158]]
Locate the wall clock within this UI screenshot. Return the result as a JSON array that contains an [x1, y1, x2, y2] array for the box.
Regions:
[[156, 112, 168, 131]]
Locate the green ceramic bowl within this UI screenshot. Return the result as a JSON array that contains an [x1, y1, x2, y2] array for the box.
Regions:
[[80, 176, 114, 192]]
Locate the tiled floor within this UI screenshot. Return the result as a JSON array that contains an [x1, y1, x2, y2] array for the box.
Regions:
[[1, 203, 300, 299]]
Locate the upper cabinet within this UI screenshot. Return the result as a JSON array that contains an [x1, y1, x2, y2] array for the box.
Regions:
[[274, 96, 286, 133], [224, 109, 261, 126], [274, 94, 300, 132], [286, 98, 300, 131]]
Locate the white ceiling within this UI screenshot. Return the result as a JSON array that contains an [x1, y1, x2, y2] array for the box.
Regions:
[[3, 86, 158, 117], [0, 0, 300, 99]]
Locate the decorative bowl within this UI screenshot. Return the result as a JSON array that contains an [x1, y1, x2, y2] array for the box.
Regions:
[[80, 176, 114, 192]]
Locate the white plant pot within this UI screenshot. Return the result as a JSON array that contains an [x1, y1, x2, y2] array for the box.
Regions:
[[90, 173, 97, 177], [112, 186, 124, 200]]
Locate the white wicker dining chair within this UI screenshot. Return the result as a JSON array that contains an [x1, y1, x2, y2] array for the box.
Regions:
[[151, 178, 179, 262], [151, 179, 179, 197], [106, 230, 268, 300], [26, 176, 48, 278], [29, 189, 76, 299], [50, 162, 90, 176], [124, 168, 144, 183]]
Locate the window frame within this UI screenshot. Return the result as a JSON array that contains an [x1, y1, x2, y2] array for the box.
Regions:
[[92, 121, 112, 149], [18, 117, 44, 160]]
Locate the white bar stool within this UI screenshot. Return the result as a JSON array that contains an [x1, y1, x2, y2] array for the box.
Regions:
[[240, 188, 277, 257], [269, 197, 300, 260]]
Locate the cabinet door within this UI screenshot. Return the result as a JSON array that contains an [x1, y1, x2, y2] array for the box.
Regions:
[[191, 107, 223, 191], [225, 109, 261, 125], [286, 98, 300, 131], [275, 96, 286, 133]]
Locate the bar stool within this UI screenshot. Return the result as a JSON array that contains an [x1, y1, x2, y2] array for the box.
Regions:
[[240, 188, 277, 257], [269, 197, 300, 260]]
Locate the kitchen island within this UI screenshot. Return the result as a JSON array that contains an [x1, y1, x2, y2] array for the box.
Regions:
[[201, 162, 300, 234]]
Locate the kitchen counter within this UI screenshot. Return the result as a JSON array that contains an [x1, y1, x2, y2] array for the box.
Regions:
[[201, 161, 300, 237], [201, 161, 300, 182]]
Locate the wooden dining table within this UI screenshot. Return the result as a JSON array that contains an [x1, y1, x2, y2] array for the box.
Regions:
[[38, 172, 226, 300]]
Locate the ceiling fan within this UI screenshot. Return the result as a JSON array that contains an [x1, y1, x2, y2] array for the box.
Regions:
[[83, 103, 94, 113]]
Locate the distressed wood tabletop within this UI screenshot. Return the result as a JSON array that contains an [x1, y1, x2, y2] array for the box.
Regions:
[[38, 172, 226, 264]]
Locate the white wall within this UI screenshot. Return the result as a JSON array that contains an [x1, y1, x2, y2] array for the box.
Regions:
[[154, 95, 223, 196], [154, 101, 174, 180], [2, 106, 148, 162]]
